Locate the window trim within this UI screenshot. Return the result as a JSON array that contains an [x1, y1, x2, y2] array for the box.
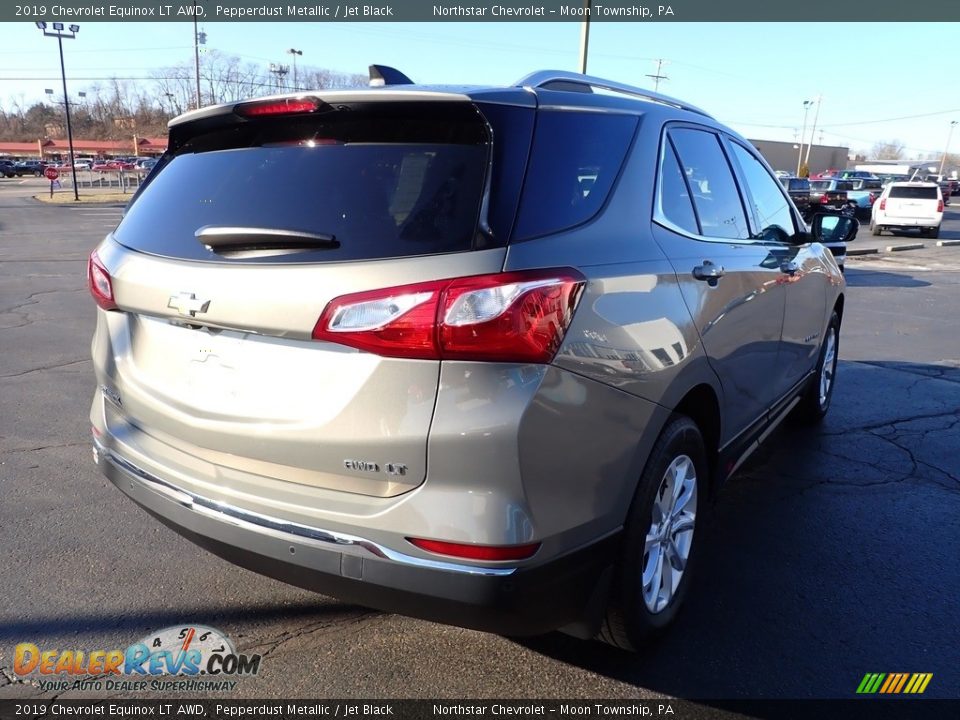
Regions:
[[653, 122, 761, 246], [722, 136, 800, 239]]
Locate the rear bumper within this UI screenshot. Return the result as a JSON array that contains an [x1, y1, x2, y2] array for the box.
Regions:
[[94, 437, 618, 636], [876, 216, 941, 227]]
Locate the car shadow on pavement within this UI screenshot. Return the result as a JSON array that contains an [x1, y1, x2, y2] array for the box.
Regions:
[[512, 359, 960, 703], [842, 268, 931, 288]]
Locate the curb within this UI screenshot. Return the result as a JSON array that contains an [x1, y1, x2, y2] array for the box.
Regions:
[[937, 240, 960, 247], [885, 243, 925, 252], [847, 248, 879, 256]]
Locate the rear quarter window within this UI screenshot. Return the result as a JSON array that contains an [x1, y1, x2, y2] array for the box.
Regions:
[[512, 110, 638, 241]]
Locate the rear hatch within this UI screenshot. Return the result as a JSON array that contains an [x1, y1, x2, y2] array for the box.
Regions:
[[94, 94, 533, 498], [884, 184, 942, 221]]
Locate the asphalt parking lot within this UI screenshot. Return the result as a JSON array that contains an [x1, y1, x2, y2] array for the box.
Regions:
[[1, 177, 958, 705]]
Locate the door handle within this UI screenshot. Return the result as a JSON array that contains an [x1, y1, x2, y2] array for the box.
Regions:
[[780, 261, 799, 275], [692, 261, 724, 285]]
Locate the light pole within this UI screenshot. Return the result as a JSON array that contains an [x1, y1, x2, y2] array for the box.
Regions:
[[287, 48, 302, 91], [939, 120, 958, 179], [796, 100, 813, 175], [37, 21, 80, 201], [804, 95, 823, 170]]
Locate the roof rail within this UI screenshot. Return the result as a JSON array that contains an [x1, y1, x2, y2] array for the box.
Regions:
[[514, 70, 712, 118]]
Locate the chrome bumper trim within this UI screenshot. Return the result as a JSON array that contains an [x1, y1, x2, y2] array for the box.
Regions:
[[94, 437, 516, 577]]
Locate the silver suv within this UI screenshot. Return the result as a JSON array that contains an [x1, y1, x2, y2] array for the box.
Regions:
[[89, 69, 851, 649]]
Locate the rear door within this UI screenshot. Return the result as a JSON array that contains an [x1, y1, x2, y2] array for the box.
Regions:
[[94, 98, 532, 499], [653, 125, 786, 440]]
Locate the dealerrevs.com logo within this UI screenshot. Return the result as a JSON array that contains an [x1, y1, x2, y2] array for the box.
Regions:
[[14, 625, 261, 693]]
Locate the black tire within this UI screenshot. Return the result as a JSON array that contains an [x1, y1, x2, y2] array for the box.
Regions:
[[599, 416, 707, 651], [794, 311, 840, 424], [926, 226, 940, 239], [34, 170, 42, 177], [870, 221, 881, 236]]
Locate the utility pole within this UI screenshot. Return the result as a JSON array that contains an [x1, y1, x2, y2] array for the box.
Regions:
[[646, 59, 669, 92], [804, 95, 823, 168], [939, 120, 957, 178], [269, 64, 289, 92], [287, 49, 302, 91], [578, 0, 591, 74], [193, 2, 202, 108]]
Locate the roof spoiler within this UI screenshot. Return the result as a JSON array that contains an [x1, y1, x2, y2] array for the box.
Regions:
[[369, 65, 414, 87]]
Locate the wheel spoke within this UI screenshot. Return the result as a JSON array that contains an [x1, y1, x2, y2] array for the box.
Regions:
[[642, 544, 661, 589], [659, 549, 674, 609], [644, 545, 665, 611], [671, 513, 695, 536], [667, 539, 686, 573]]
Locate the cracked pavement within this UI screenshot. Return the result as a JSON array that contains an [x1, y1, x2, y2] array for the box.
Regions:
[[0, 189, 958, 702]]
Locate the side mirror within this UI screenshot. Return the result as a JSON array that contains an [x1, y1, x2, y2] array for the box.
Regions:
[[812, 213, 859, 244]]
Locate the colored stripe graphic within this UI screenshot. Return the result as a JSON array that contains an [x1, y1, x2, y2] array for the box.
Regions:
[[857, 672, 932, 694]]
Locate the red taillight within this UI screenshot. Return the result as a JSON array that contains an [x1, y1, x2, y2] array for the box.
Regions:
[[879, 198, 886, 210], [234, 97, 321, 117], [820, 195, 829, 204], [87, 250, 117, 310], [311, 269, 586, 363], [407, 537, 541, 561], [868, 193, 877, 205], [937, 199, 944, 212]]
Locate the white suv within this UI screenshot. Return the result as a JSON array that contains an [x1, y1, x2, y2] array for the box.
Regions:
[[870, 182, 944, 238]]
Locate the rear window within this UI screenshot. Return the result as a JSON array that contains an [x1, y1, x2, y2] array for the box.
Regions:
[[785, 178, 809, 191], [810, 180, 832, 190], [115, 102, 492, 263], [512, 110, 638, 241], [889, 185, 939, 199]]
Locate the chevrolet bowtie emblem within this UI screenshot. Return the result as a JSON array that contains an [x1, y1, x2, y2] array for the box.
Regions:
[[167, 292, 211, 317]]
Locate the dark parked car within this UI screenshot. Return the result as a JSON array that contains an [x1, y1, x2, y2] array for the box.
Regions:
[[778, 176, 812, 219], [13, 160, 49, 177], [89, 68, 850, 650], [0, 160, 17, 178]]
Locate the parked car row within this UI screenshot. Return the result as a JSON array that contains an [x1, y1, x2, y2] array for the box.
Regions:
[[0, 156, 161, 175]]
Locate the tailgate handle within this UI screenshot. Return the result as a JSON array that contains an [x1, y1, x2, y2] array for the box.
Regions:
[[196, 226, 339, 252]]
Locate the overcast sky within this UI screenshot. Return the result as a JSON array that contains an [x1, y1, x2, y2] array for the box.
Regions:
[[1, 20, 957, 158]]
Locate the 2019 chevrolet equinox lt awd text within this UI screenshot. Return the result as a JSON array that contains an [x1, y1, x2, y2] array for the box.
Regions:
[[89, 68, 853, 650]]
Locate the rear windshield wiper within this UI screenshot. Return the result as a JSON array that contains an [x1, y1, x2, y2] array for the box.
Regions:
[[196, 226, 339, 252]]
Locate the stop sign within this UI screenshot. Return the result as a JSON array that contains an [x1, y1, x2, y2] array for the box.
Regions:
[[44, 167, 60, 180]]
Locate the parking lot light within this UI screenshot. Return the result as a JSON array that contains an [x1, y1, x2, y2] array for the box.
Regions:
[[939, 120, 957, 179], [38, 22, 80, 201]]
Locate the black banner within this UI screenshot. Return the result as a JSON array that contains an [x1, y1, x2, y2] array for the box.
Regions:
[[0, 699, 958, 720], [6, 0, 960, 23]]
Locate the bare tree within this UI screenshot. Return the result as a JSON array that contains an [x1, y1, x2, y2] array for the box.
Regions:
[[870, 140, 905, 160]]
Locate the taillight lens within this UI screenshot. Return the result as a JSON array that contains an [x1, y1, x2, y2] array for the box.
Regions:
[[868, 193, 877, 205], [879, 198, 886, 210], [312, 269, 586, 363], [820, 195, 829, 204], [87, 251, 117, 310], [937, 199, 944, 212], [407, 537, 541, 561]]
